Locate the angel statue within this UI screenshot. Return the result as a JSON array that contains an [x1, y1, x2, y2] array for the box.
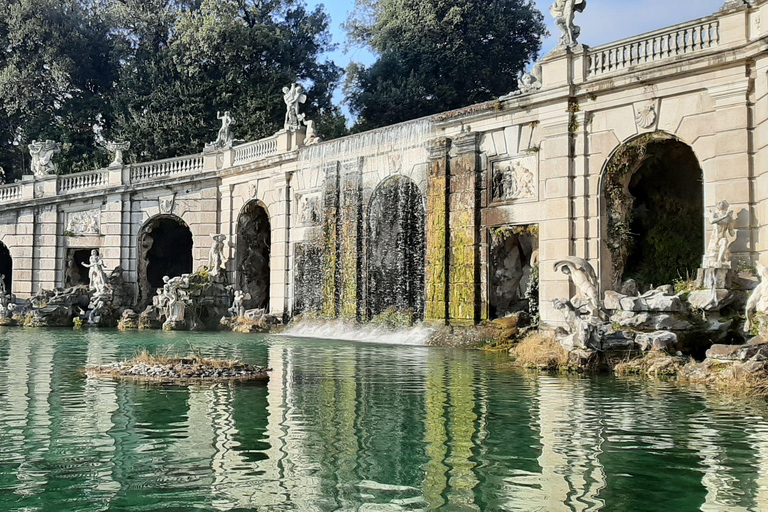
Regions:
[[553, 256, 604, 320], [703, 200, 737, 269], [28, 140, 61, 176], [550, 0, 587, 50], [283, 84, 307, 132]]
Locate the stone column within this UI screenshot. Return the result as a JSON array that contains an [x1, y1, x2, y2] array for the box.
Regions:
[[425, 138, 451, 324], [321, 162, 340, 318], [338, 159, 363, 320], [448, 133, 480, 326]]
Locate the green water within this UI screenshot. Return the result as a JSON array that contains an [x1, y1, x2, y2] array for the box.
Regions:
[[1, 329, 768, 511]]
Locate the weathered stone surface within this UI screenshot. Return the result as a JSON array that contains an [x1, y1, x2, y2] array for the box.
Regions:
[[604, 291, 625, 311], [620, 279, 639, 297], [118, 309, 139, 330], [643, 292, 684, 313], [688, 289, 734, 312], [610, 311, 690, 331], [636, 331, 678, 352], [600, 330, 636, 351], [706, 339, 768, 362], [620, 296, 646, 311], [695, 268, 734, 290]]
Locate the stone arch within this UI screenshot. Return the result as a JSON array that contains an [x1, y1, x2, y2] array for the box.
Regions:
[[366, 175, 426, 320], [236, 200, 271, 311], [137, 215, 193, 305], [0, 241, 11, 294], [599, 131, 704, 290]]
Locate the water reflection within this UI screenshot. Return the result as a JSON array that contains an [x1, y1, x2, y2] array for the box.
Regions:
[[2, 330, 768, 511]]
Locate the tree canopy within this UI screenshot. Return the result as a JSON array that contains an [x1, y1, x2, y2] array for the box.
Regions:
[[0, 0, 344, 179], [344, 0, 547, 131]]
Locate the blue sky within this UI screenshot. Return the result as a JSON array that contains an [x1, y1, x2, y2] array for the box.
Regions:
[[307, 0, 726, 113]]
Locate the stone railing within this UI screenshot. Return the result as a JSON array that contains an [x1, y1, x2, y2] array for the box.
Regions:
[[130, 154, 205, 183], [233, 136, 279, 166], [0, 183, 22, 203], [587, 18, 720, 78], [58, 168, 110, 194]]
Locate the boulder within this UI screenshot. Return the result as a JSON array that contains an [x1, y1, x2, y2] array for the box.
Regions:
[[643, 293, 684, 313], [118, 309, 140, 330], [600, 330, 636, 351], [636, 331, 678, 352], [620, 296, 647, 312], [688, 289, 734, 312], [604, 291, 625, 311], [620, 279, 639, 297], [610, 311, 690, 331]]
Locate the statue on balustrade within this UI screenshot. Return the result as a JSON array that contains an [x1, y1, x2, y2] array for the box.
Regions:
[[283, 84, 307, 132], [28, 140, 61, 176], [550, 0, 587, 50]]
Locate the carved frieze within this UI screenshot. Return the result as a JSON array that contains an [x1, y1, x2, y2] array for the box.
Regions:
[[66, 209, 101, 235], [296, 193, 322, 226], [491, 155, 538, 203]]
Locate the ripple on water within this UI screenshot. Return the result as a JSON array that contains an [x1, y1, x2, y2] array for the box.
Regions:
[[2, 330, 768, 511]]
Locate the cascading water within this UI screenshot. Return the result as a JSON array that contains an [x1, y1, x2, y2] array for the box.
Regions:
[[282, 320, 435, 346]]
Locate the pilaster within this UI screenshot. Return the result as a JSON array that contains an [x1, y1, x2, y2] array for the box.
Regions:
[[338, 159, 363, 320], [448, 133, 480, 326], [425, 137, 451, 324]]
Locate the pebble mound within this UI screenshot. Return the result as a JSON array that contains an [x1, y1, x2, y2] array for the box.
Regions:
[[86, 357, 269, 383]]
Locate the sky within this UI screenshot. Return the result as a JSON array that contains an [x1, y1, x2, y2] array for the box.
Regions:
[[306, 0, 726, 115]]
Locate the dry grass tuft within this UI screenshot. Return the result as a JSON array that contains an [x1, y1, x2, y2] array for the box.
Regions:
[[679, 359, 768, 398], [510, 332, 569, 370]]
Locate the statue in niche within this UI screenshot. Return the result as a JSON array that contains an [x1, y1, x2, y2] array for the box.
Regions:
[[550, 0, 587, 50], [493, 160, 536, 201], [0, 274, 8, 311], [283, 84, 307, 132], [81, 250, 111, 295], [745, 264, 768, 333], [105, 141, 130, 167], [554, 256, 604, 320], [703, 200, 737, 269], [208, 234, 227, 277], [65, 260, 80, 287], [28, 140, 61, 176], [229, 290, 250, 318]]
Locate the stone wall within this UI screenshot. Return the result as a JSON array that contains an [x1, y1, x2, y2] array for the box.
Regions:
[[0, 2, 765, 328]]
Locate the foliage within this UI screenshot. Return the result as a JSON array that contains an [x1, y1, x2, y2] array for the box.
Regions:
[[525, 263, 539, 326], [344, 0, 547, 131], [370, 306, 415, 329], [0, 0, 344, 177]]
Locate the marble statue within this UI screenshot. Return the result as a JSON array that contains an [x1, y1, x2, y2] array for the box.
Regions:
[[703, 200, 737, 269], [511, 63, 543, 96], [28, 140, 61, 176], [162, 275, 190, 326], [745, 264, 768, 333], [81, 249, 110, 294], [283, 84, 307, 132], [66, 210, 100, 235], [229, 290, 250, 318], [105, 141, 130, 167], [554, 256, 603, 319], [550, 0, 587, 50], [0, 274, 8, 311], [303, 119, 322, 146], [208, 234, 227, 277]]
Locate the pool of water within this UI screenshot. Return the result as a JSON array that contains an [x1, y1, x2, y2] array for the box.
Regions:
[[1, 328, 768, 511]]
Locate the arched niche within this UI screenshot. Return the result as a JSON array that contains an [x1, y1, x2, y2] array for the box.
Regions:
[[600, 132, 704, 290], [367, 175, 426, 320], [0, 242, 11, 294], [137, 215, 193, 305], [236, 201, 271, 311]]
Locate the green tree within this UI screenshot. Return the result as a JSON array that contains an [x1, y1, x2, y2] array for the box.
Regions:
[[109, 0, 345, 161], [0, 0, 118, 178], [344, 0, 547, 131]]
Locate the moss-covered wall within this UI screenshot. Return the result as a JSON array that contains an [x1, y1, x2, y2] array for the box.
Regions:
[[322, 163, 340, 318], [448, 134, 481, 326], [425, 138, 450, 324], [339, 161, 362, 320]]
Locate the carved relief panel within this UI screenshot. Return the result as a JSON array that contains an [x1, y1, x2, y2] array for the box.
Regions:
[[491, 155, 538, 203], [296, 192, 322, 226], [65, 209, 101, 235]]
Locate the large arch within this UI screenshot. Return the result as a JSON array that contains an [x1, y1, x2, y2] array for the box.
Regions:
[[137, 215, 193, 305], [366, 175, 426, 320], [236, 200, 271, 311], [0, 242, 11, 295], [600, 132, 704, 291]]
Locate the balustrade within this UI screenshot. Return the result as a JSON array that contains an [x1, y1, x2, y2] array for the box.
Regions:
[[130, 154, 205, 183], [57, 169, 109, 194], [587, 19, 719, 78], [233, 136, 279, 166]]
